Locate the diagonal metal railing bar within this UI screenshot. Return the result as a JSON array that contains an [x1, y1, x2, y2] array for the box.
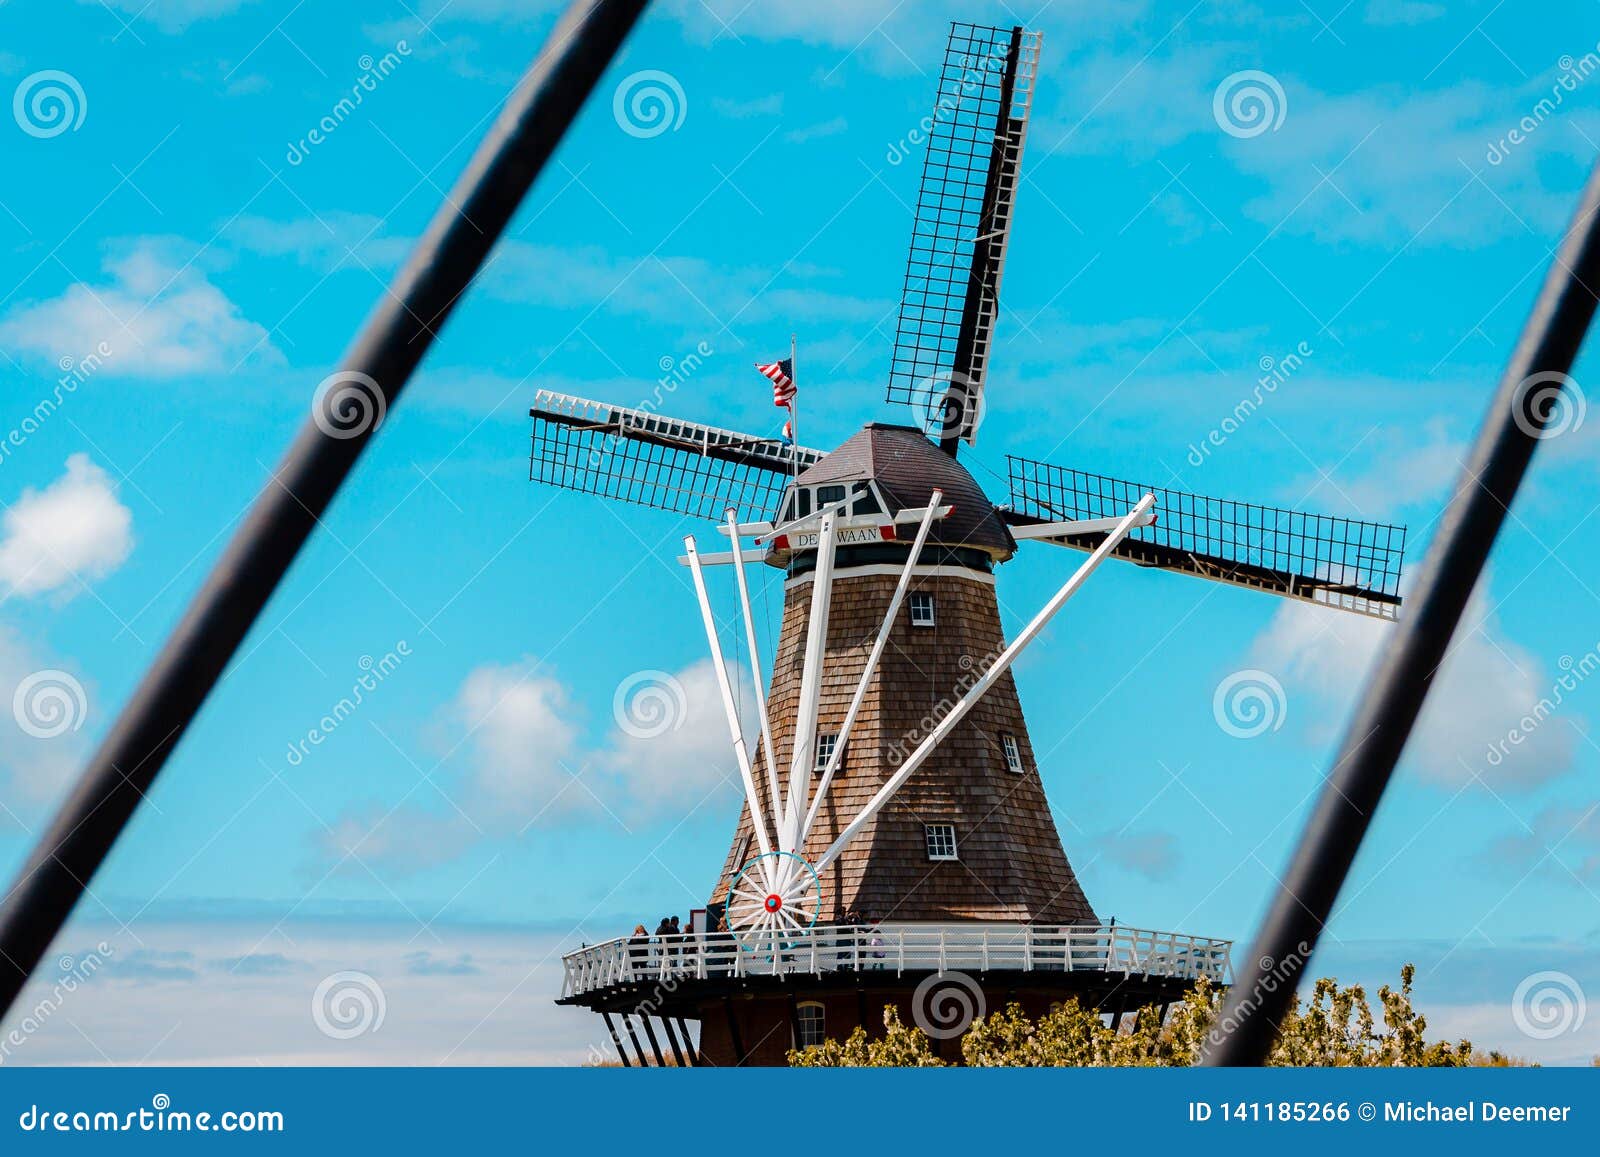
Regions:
[[1203, 158, 1600, 1065], [0, 0, 651, 1019]]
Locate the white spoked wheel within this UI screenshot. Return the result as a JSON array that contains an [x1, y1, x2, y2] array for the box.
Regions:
[[725, 851, 822, 954]]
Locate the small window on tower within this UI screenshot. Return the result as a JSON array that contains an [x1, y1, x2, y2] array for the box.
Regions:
[[1002, 734, 1024, 774], [817, 484, 847, 507], [814, 733, 840, 775], [851, 482, 881, 515], [797, 488, 813, 518], [909, 592, 935, 628], [725, 832, 751, 877], [925, 823, 958, 861], [795, 1002, 826, 1049]]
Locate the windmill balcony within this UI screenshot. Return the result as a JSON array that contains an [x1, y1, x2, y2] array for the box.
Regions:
[[559, 922, 1232, 1003]]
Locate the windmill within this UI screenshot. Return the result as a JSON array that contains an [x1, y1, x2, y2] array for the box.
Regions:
[[542, 22, 1405, 1066]]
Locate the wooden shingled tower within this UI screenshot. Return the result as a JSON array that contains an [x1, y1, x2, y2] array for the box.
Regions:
[[709, 425, 1098, 927], [534, 22, 1406, 1066]]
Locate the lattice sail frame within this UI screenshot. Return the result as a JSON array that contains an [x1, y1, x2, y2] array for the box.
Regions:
[[886, 23, 1042, 448], [529, 389, 823, 523], [1005, 456, 1406, 620]]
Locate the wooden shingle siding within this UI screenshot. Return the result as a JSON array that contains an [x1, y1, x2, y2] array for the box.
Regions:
[[711, 568, 1097, 925]]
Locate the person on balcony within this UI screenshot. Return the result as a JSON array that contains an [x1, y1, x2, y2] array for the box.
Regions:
[[629, 924, 649, 979]]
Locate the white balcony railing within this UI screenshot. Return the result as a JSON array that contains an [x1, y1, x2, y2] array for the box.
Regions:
[[560, 923, 1232, 1000]]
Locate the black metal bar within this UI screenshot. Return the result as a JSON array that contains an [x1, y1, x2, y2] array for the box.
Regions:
[[661, 1015, 689, 1067], [620, 1014, 650, 1067], [675, 1016, 700, 1066], [600, 1012, 631, 1067], [1203, 159, 1600, 1065], [638, 1012, 667, 1067], [0, 0, 650, 1017]]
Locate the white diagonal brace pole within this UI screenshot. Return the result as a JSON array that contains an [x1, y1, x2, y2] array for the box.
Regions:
[[725, 507, 782, 823], [812, 493, 1157, 876], [798, 489, 944, 849], [782, 511, 837, 852], [684, 536, 773, 859]]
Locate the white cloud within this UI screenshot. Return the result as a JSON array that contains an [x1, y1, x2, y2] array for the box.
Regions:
[[1363, 0, 1445, 26], [0, 625, 85, 818], [1250, 576, 1575, 791], [315, 657, 754, 875], [1, 918, 604, 1065], [77, 0, 259, 33], [0, 241, 280, 376], [604, 658, 757, 809], [452, 665, 584, 822], [0, 454, 133, 599]]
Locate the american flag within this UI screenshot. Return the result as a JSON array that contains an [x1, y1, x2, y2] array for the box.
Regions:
[[756, 357, 795, 407]]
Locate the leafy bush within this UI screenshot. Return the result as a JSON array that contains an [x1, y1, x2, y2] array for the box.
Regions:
[[790, 965, 1489, 1067]]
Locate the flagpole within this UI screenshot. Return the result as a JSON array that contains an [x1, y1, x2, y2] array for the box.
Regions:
[[789, 331, 798, 482]]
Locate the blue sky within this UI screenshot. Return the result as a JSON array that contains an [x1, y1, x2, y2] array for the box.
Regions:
[[1, 0, 1599, 1063]]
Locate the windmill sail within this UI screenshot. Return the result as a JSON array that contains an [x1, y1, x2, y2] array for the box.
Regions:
[[1005, 455, 1406, 620], [529, 389, 823, 522], [886, 23, 1042, 452]]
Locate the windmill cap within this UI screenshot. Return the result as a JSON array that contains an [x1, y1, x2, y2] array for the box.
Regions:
[[791, 424, 1014, 560]]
